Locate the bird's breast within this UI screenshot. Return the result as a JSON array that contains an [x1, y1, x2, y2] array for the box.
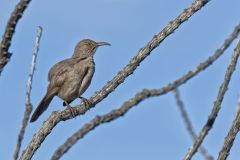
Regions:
[[57, 58, 95, 101]]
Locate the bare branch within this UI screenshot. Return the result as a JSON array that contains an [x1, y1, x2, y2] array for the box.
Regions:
[[13, 26, 43, 160], [0, 0, 32, 75], [184, 35, 240, 160], [173, 89, 213, 160], [217, 111, 240, 160], [20, 1, 210, 159], [217, 53, 240, 160], [50, 23, 240, 160], [26, 26, 43, 106]]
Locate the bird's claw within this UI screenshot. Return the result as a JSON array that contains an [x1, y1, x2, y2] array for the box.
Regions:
[[64, 101, 76, 118], [80, 97, 92, 107]]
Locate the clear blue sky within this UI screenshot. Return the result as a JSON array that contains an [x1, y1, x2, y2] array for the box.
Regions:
[[0, 0, 240, 159]]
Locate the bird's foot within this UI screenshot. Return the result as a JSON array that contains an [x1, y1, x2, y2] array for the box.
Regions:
[[80, 97, 92, 107], [64, 101, 76, 118]]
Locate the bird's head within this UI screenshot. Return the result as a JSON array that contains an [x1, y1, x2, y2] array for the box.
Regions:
[[72, 39, 110, 59]]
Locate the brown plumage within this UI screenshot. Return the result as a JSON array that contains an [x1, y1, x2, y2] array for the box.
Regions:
[[30, 39, 110, 122]]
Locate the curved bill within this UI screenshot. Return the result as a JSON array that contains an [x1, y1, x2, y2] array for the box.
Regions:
[[97, 42, 111, 46]]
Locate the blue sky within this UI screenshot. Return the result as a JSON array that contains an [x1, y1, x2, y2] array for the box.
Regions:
[[0, 0, 240, 159]]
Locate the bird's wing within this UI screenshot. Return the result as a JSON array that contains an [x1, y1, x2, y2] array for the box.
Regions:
[[48, 57, 87, 82], [48, 58, 75, 88], [48, 58, 72, 81]]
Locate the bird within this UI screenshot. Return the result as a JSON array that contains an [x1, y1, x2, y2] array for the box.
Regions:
[[30, 39, 110, 122]]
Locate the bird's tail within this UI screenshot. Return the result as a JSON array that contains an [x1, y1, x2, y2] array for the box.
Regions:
[[30, 93, 54, 122]]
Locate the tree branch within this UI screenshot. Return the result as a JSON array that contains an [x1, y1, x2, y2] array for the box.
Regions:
[[173, 89, 213, 160], [13, 26, 43, 160], [20, 1, 211, 159], [0, 0, 32, 76], [217, 51, 240, 160], [184, 34, 240, 160], [50, 23, 240, 160]]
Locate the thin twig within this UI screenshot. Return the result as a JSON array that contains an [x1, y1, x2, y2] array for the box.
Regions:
[[236, 96, 240, 113], [20, 1, 210, 159], [184, 35, 240, 160], [50, 23, 240, 160], [173, 89, 213, 160], [0, 0, 32, 76], [217, 45, 240, 160], [13, 26, 43, 160]]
